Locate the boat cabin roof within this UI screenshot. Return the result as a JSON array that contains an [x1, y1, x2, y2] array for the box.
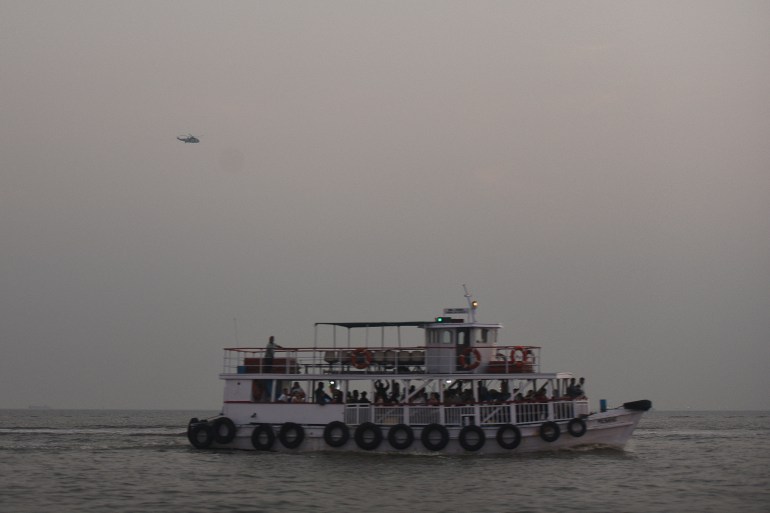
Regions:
[[314, 321, 502, 329], [314, 321, 429, 329]]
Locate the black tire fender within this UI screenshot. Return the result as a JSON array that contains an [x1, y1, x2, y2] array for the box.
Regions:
[[278, 422, 305, 449], [387, 424, 414, 450], [188, 422, 214, 449], [539, 421, 560, 442], [496, 424, 522, 450], [212, 417, 237, 444], [323, 421, 350, 448], [250, 423, 275, 450], [421, 423, 449, 451], [354, 422, 383, 451], [567, 418, 587, 437], [458, 425, 486, 452]]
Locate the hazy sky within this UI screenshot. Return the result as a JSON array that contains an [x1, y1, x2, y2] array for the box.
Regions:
[[2, 1, 768, 410]]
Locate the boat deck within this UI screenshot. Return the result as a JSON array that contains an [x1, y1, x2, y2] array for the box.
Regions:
[[223, 345, 542, 377]]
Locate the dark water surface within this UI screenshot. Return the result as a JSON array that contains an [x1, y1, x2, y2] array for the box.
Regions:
[[1, 409, 768, 512]]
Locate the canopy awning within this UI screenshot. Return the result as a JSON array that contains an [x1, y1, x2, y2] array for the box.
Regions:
[[314, 321, 429, 329]]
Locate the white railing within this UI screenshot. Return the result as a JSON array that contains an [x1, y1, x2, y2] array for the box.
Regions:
[[221, 345, 542, 375], [479, 404, 512, 425], [342, 400, 589, 426], [444, 406, 475, 426], [406, 406, 441, 425]]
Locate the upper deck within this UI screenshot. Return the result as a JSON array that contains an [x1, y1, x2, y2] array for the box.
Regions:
[[222, 308, 546, 379], [222, 344, 543, 378]]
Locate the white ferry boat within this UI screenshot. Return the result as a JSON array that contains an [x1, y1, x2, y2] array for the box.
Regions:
[[187, 292, 651, 454]]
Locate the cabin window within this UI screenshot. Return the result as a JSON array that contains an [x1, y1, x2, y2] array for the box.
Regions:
[[440, 330, 453, 344], [457, 328, 469, 347]]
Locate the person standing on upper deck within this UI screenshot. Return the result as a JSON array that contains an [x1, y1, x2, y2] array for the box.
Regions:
[[264, 336, 282, 373]]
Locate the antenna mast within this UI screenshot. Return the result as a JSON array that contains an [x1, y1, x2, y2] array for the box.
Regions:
[[463, 284, 478, 323]]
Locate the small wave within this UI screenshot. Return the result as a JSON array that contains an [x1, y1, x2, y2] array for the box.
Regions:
[[0, 427, 183, 436]]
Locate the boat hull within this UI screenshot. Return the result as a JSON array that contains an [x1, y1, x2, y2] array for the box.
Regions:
[[191, 406, 645, 455]]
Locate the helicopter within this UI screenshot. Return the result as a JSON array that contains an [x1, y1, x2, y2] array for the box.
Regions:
[[177, 134, 200, 143]]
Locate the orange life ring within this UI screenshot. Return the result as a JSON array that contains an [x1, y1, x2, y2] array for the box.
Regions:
[[511, 346, 529, 369], [351, 348, 373, 369], [458, 347, 481, 370]]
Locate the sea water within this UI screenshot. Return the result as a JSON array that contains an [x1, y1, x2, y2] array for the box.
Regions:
[[0, 409, 768, 512]]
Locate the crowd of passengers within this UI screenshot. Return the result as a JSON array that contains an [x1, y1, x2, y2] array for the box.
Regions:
[[270, 377, 586, 405]]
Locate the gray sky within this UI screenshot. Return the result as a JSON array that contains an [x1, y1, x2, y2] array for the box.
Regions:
[[2, 1, 768, 410]]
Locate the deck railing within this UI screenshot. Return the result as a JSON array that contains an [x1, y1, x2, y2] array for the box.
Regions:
[[222, 345, 541, 375], [342, 400, 588, 427]]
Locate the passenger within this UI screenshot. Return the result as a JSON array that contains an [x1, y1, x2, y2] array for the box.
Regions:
[[277, 388, 290, 403], [428, 392, 440, 406], [359, 391, 371, 404], [576, 377, 586, 398], [351, 390, 360, 403], [389, 380, 401, 404], [330, 385, 344, 404], [500, 381, 511, 401], [535, 387, 549, 402], [264, 335, 282, 373], [566, 378, 578, 398], [315, 382, 331, 405], [291, 391, 304, 403], [374, 380, 389, 403], [477, 382, 489, 402], [290, 381, 305, 397]]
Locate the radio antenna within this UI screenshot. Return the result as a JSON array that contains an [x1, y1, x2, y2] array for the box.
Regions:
[[463, 284, 478, 323]]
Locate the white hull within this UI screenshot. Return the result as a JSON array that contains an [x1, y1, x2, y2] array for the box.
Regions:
[[192, 404, 645, 455]]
